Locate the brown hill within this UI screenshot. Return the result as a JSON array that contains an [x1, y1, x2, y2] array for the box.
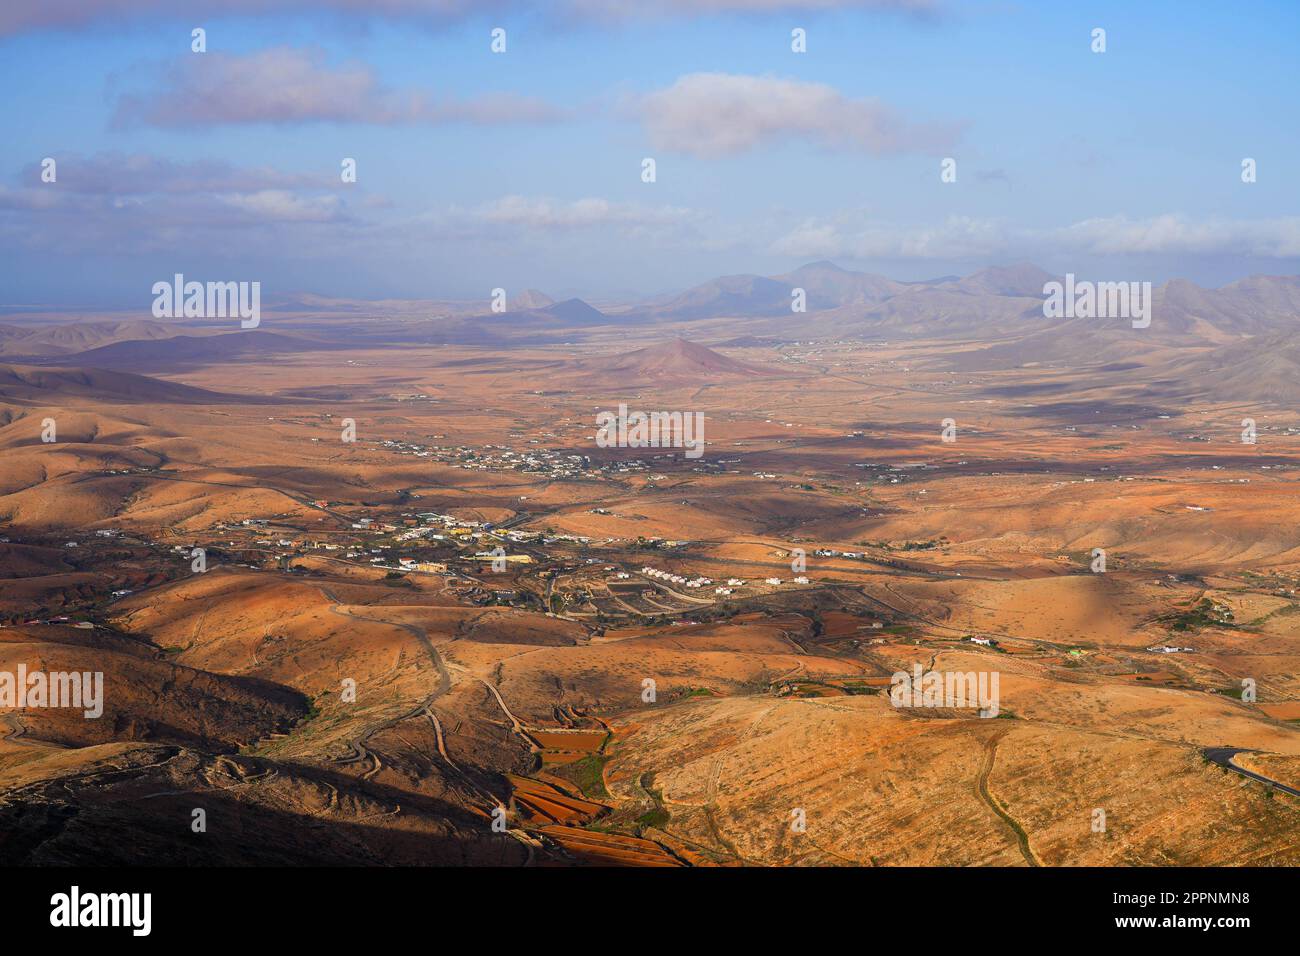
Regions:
[[1160, 332, 1300, 405], [513, 289, 555, 310], [649, 273, 792, 319], [0, 364, 264, 404], [0, 319, 193, 357], [31, 330, 345, 372], [940, 262, 1056, 297], [587, 338, 778, 382], [489, 297, 608, 327], [773, 260, 906, 306], [0, 624, 306, 751]]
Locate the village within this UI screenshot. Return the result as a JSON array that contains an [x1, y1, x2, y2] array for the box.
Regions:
[[2, 486, 844, 629]]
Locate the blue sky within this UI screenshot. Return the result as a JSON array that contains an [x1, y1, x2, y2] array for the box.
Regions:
[[1, 0, 1297, 308]]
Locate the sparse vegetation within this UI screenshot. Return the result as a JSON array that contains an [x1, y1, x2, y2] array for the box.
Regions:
[[1161, 598, 1235, 632], [561, 755, 611, 801]]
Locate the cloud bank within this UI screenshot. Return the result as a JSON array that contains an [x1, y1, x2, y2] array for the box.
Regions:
[[772, 213, 1300, 261], [635, 73, 961, 158], [112, 47, 564, 128]]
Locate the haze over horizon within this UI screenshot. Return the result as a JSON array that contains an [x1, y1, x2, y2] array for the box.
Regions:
[[2, 0, 1298, 307]]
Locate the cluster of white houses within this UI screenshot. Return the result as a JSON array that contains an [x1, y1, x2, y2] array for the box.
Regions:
[[641, 566, 714, 589], [377, 438, 595, 479], [640, 565, 814, 596]]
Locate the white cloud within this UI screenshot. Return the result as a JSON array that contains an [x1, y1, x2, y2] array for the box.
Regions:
[[18, 153, 330, 194], [773, 214, 1011, 259], [772, 213, 1300, 261], [219, 190, 345, 223], [112, 47, 564, 128], [473, 195, 697, 230], [1056, 215, 1300, 259], [0, 155, 358, 257], [634, 72, 961, 158]]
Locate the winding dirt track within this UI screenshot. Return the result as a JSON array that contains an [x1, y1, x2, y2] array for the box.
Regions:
[[976, 729, 1040, 867], [318, 587, 454, 780], [314, 588, 557, 861]]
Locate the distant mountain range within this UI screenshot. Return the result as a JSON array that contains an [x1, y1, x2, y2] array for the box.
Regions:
[[638, 260, 1053, 324], [6, 262, 1300, 404]]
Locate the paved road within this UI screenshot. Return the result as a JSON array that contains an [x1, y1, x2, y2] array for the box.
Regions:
[[1203, 747, 1300, 797]]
